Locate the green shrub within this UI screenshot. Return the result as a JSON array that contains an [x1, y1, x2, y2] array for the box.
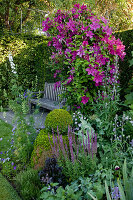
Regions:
[[14, 168, 41, 200], [45, 109, 73, 134], [30, 129, 69, 170], [0, 172, 21, 200]]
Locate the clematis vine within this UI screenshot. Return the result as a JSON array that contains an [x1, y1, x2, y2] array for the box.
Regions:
[[42, 3, 126, 111]]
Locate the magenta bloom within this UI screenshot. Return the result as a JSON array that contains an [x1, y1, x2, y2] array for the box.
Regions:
[[54, 81, 61, 89], [85, 30, 94, 38], [77, 46, 85, 57], [82, 41, 88, 46], [89, 22, 100, 31], [81, 96, 89, 104]]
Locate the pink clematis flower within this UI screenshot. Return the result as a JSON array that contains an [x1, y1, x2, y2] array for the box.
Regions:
[[82, 41, 88, 46], [85, 30, 94, 38], [81, 96, 89, 104]]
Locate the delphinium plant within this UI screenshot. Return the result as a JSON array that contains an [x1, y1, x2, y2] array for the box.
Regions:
[[42, 3, 126, 115], [0, 64, 42, 177], [90, 56, 121, 139]]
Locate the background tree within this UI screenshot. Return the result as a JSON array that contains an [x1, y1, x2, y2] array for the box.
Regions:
[[0, 0, 55, 34]]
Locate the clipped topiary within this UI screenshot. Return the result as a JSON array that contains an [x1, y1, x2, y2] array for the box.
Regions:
[[30, 129, 69, 170], [45, 109, 73, 134]]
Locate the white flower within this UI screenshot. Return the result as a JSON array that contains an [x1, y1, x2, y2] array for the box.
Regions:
[[0, 138, 3, 141]]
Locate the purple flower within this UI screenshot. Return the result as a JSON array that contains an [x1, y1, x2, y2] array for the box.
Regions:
[[130, 139, 133, 147], [13, 166, 17, 170], [115, 166, 120, 170], [89, 22, 100, 31], [0, 152, 3, 154], [111, 186, 121, 200], [11, 162, 14, 166], [85, 30, 94, 38], [77, 46, 85, 58], [82, 41, 88, 46], [54, 81, 61, 89], [81, 96, 89, 104]]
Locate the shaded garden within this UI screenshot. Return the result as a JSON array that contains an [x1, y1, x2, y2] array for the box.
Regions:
[[0, 2, 133, 200]]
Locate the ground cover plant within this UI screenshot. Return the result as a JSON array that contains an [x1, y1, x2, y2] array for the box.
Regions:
[[0, 3, 133, 200]]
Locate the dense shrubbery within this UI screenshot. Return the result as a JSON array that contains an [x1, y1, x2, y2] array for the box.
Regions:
[[114, 30, 133, 101], [14, 168, 41, 200]]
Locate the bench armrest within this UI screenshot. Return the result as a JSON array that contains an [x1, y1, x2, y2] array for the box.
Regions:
[[31, 91, 45, 94]]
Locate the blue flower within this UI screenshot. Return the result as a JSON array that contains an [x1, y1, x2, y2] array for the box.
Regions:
[[111, 186, 121, 200], [130, 139, 133, 147]]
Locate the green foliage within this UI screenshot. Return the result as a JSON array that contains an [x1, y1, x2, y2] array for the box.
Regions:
[[58, 153, 97, 183], [39, 176, 105, 200], [94, 0, 133, 31], [30, 128, 69, 169], [0, 0, 56, 34], [8, 77, 38, 165], [105, 159, 133, 200], [0, 173, 21, 200], [0, 33, 52, 108], [14, 168, 41, 200], [45, 109, 73, 134], [124, 56, 133, 113], [114, 31, 133, 101]]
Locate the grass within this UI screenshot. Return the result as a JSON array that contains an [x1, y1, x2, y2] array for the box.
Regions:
[[0, 119, 21, 200], [0, 119, 13, 153], [0, 172, 21, 200]]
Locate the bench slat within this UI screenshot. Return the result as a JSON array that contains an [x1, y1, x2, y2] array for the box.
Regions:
[[29, 82, 67, 112]]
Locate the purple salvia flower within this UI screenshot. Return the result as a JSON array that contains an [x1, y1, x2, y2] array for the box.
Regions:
[[48, 133, 55, 156], [91, 132, 94, 159], [76, 144, 79, 160], [59, 135, 66, 159], [94, 133, 97, 154], [72, 133, 77, 152], [52, 127, 54, 135], [55, 135, 59, 158], [86, 134, 88, 154], [87, 130, 90, 154], [69, 134, 75, 163], [57, 126, 60, 139], [82, 131, 86, 155], [65, 143, 69, 160]]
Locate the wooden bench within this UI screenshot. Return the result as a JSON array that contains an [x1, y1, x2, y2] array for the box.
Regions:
[[29, 82, 67, 112]]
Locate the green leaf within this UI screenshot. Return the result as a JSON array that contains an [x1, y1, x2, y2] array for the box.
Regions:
[[87, 192, 98, 200], [117, 179, 126, 200], [105, 181, 112, 200]]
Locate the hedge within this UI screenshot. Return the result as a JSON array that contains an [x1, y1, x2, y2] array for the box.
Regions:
[[114, 29, 133, 101], [0, 33, 53, 108], [0, 172, 21, 200]]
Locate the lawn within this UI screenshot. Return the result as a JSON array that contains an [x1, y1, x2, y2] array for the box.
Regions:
[[0, 119, 13, 154]]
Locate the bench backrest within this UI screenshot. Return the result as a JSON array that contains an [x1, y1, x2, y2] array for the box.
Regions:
[[43, 82, 66, 101]]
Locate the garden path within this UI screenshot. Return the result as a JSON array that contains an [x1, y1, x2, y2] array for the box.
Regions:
[[0, 109, 49, 129]]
